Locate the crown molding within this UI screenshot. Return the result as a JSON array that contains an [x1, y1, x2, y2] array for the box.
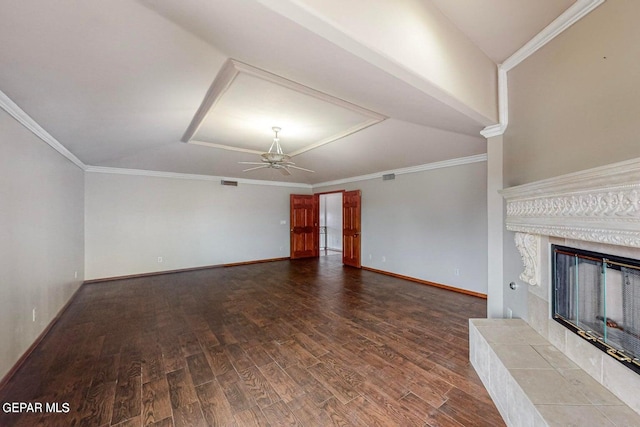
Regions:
[[481, 66, 509, 138], [313, 153, 487, 188], [85, 166, 313, 189], [480, 123, 506, 139], [0, 89, 86, 170], [501, 0, 606, 72], [481, 0, 606, 138], [85, 154, 487, 190]]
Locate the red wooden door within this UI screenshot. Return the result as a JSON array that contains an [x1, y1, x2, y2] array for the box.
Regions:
[[342, 190, 361, 268], [290, 194, 319, 259]]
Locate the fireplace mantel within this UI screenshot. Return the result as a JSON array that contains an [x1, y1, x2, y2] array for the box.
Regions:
[[500, 157, 640, 248], [490, 157, 640, 418]]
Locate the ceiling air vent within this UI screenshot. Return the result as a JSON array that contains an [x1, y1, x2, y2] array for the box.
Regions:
[[220, 180, 238, 186], [382, 173, 395, 181]]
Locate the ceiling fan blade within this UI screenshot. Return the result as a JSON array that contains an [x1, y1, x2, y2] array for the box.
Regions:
[[242, 165, 269, 172], [239, 161, 265, 165], [279, 167, 292, 176], [287, 165, 315, 173]]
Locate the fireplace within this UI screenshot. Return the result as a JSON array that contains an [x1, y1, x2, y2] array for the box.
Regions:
[[499, 157, 640, 413], [552, 244, 640, 375]]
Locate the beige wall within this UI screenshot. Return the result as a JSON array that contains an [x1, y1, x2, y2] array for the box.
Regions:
[[502, 0, 640, 320], [504, 0, 640, 187], [0, 110, 84, 379]]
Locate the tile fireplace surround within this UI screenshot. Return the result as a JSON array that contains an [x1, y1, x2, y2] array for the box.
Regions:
[[473, 157, 640, 425]]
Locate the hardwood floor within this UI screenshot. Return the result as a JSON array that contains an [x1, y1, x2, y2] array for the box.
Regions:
[[0, 255, 504, 426]]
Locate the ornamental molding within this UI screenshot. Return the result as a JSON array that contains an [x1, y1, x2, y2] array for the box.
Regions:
[[514, 233, 541, 286], [507, 223, 640, 249], [501, 158, 640, 248], [506, 190, 639, 219]]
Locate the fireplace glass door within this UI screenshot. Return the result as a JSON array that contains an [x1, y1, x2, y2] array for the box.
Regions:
[[553, 245, 640, 374]]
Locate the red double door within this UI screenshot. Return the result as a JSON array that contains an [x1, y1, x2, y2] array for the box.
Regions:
[[289, 190, 361, 268]]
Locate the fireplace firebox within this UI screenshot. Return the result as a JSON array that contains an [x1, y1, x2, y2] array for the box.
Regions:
[[553, 245, 640, 375]]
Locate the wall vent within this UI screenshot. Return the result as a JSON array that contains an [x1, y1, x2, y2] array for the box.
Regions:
[[220, 180, 238, 186], [382, 173, 395, 181]]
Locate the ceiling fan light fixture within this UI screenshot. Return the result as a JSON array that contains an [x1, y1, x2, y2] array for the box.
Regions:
[[261, 152, 290, 162], [238, 126, 314, 175]]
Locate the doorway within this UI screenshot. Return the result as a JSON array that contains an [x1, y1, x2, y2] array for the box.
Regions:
[[319, 192, 343, 257], [290, 190, 361, 267]]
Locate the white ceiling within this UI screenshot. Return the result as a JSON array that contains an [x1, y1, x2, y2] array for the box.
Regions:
[[0, 0, 574, 184]]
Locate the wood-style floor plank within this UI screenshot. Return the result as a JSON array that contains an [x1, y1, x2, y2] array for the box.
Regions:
[[0, 255, 503, 426], [261, 400, 301, 426], [223, 381, 255, 414], [166, 368, 197, 410], [258, 362, 302, 404], [195, 380, 235, 427], [186, 353, 215, 387], [237, 366, 280, 409], [111, 376, 141, 425], [142, 377, 172, 425], [234, 405, 270, 426], [78, 380, 117, 427], [172, 401, 206, 427]]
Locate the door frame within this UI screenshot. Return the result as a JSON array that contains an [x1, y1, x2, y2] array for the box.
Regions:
[[317, 190, 345, 255], [290, 189, 361, 267], [314, 189, 362, 268]]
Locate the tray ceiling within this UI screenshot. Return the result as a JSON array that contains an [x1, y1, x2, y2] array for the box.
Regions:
[[183, 60, 385, 156]]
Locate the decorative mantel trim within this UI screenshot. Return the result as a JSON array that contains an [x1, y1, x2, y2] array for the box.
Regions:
[[514, 233, 541, 286], [500, 157, 640, 248]]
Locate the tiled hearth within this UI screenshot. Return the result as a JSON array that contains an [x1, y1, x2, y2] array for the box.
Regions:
[[470, 318, 640, 426], [472, 158, 640, 425], [526, 236, 640, 412]]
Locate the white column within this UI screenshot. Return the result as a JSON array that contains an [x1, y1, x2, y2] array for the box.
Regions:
[[486, 135, 504, 318]]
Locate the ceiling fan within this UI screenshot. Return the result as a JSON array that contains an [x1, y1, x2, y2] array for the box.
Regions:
[[239, 127, 314, 176]]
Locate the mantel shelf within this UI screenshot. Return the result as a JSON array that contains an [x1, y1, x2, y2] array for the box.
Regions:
[[500, 157, 640, 248]]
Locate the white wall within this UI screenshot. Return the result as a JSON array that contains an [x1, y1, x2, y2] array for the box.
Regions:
[[85, 172, 310, 279], [315, 160, 488, 295], [0, 109, 84, 379]]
